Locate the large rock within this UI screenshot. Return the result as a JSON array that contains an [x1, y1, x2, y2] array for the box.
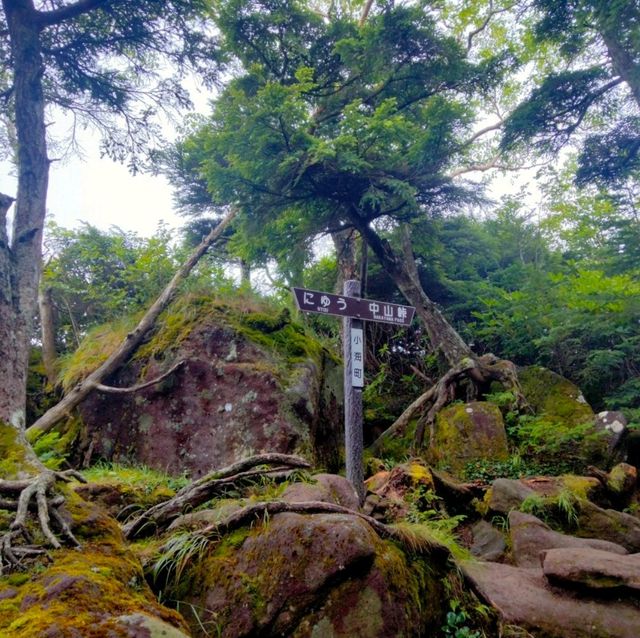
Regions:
[[509, 511, 627, 568], [462, 560, 640, 638], [430, 402, 508, 474], [594, 411, 628, 463], [485, 475, 601, 515], [73, 303, 343, 477], [164, 511, 450, 638], [282, 473, 360, 510], [485, 478, 536, 513], [542, 547, 640, 594], [470, 520, 507, 562], [518, 366, 594, 427], [576, 499, 640, 552], [363, 461, 435, 522]]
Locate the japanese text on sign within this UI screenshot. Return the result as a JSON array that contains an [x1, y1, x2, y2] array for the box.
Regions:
[[292, 287, 415, 326], [351, 327, 364, 388]]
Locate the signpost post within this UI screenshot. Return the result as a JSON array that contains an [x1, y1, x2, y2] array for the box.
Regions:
[[293, 284, 415, 504]]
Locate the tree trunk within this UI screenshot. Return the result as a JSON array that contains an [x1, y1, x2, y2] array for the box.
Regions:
[[38, 285, 58, 386], [0, 0, 49, 431], [597, 14, 640, 109], [331, 228, 359, 294], [348, 213, 473, 367], [240, 258, 251, 287]]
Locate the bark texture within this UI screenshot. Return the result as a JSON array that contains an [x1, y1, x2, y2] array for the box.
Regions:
[[0, 0, 49, 429], [38, 285, 57, 386], [348, 211, 473, 367]]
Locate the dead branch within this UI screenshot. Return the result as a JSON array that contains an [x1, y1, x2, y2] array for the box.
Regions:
[[197, 500, 450, 559], [123, 453, 311, 539], [26, 208, 237, 439], [94, 360, 185, 394]]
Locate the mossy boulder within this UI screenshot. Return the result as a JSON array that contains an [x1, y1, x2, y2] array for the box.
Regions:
[[430, 402, 509, 475], [0, 487, 189, 638], [152, 511, 450, 638], [67, 294, 343, 478], [518, 366, 594, 428]]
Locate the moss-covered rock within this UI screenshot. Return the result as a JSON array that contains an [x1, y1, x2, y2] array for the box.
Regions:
[[430, 402, 509, 475], [60, 293, 343, 477], [518, 366, 594, 428], [150, 510, 451, 638], [0, 487, 189, 638]]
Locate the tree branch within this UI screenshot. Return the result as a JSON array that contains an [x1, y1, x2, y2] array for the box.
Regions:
[[466, 0, 510, 53], [93, 360, 185, 394], [35, 0, 113, 27]]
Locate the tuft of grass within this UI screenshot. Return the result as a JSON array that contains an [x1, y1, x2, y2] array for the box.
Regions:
[[83, 461, 189, 495], [520, 489, 579, 529], [57, 315, 139, 391], [152, 532, 210, 590]]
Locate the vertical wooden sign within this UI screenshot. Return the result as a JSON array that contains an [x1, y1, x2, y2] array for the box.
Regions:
[[342, 280, 365, 505]]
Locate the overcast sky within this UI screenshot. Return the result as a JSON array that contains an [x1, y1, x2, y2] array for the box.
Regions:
[[0, 79, 214, 239]]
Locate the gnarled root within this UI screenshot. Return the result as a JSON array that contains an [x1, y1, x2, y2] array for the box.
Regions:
[[371, 354, 530, 452], [123, 453, 312, 539], [0, 469, 86, 574]]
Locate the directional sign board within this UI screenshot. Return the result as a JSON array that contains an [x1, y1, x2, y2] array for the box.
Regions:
[[292, 287, 415, 327]]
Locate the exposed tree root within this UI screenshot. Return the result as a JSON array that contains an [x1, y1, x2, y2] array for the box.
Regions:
[[196, 500, 449, 558], [123, 453, 312, 539], [0, 469, 86, 574], [371, 353, 530, 453]]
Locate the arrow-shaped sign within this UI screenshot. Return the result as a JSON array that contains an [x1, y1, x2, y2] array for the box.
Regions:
[[292, 287, 415, 327]]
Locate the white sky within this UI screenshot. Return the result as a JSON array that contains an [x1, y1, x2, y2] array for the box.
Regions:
[[0, 79, 213, 239], [0, 140, 183, 238]]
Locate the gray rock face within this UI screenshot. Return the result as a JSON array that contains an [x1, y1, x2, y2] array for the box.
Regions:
[[112, 613, 192, 638], [577, 499, 640, 552], [542, 547, 640, 594], [76, 320, 343, 478], [488, 478, 536, 514], [462, 560, 640, 638], [282, 473, 360, 510], [470, 520, 507, 562], [594, 410, 628, 461], [430, 402, 509, 474], [509, 511, 627, 568]]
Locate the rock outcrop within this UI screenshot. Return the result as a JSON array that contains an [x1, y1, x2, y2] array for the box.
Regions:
[[71, 299, 343, 477], [508, 510, 627, 568], [0, 487, 189, 637], [152, 473, 452, 638]]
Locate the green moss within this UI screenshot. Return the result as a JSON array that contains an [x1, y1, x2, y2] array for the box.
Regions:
[[560, 474, 600, 500], [58, 291, 334, 396], [0, 421, 40, 477], [518, 366, 594, 427], [57, 316, 139, 391], [431, 402, 508, 473], [0, 482, 187, 638]]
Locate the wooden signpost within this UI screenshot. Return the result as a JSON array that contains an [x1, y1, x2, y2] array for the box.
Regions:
[[293, 282, 415, 504]]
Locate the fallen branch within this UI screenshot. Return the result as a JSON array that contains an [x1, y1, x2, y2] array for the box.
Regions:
[[26, 208, 237, 439], [123, 453, 311, 539], [94, 360, 185, 394]]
